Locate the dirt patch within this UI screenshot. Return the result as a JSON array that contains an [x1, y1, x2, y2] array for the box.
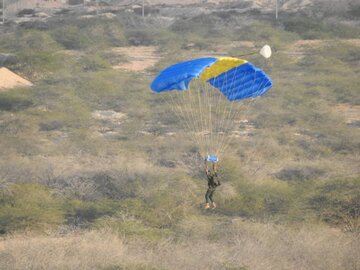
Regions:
[[286, 40, 329, 59], [291, 40, 328, 49], [334, 103, 360, 126], [211, 41, 255, 55], [284, 39, 360, 62], [182, 41, 256, 59], [91, 110, 127, 137], [340, 39, 360, 47], [282, 0, 313, 10], [111, 46, 161, 72], [91, 110, 126, 123], [5, 0, 64, 16], [145, 0, 225, 5], [0, 67, 33, 90], [288, 39, 360, 55]]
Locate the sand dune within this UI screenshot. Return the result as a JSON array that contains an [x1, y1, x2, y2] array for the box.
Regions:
[[0, 67, 33, 90]]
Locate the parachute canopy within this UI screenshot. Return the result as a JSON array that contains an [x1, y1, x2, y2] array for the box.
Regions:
[[151, 57, 272, 101], [150, 56, 273, 161]]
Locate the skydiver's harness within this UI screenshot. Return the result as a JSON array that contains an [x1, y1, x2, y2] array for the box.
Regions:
[[206, 171, 220, 188], [205, 155, 221, 188]]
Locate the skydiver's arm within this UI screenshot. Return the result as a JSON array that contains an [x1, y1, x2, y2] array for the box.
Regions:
[[205, 159, 209, 175], [217, 177, 221, 186], [213, 163, 217, 176], [212, 164, 220, 185]]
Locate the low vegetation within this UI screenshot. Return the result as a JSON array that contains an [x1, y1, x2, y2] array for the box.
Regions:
[[0, 1, 359, 269]]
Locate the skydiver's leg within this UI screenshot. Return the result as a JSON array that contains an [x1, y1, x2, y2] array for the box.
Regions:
[[205, 188, 212, 203], [209, 188, 217, 209], [208, 188, 215, 203], [205, 188, 212, 209]]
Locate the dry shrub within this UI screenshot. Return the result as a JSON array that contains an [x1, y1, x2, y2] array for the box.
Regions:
[[121, 222, 360, 270], [220, 222, 360, 270], [0, 230, 125, 270], [1, 220, 358, 270]]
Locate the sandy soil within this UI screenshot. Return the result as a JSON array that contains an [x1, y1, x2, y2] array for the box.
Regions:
[[5, 0, 64, 16], [334, 103, 360, 125], [291, 39, 360, 49], [0, 67, 33, 90], [112, 46, 161, 72], [284, 39, 360, 61]]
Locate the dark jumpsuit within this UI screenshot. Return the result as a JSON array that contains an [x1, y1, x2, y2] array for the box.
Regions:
[[205, 171, 220, 203]]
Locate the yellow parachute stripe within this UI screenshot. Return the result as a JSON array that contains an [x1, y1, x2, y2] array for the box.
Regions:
[[199, 57, 247, 81]]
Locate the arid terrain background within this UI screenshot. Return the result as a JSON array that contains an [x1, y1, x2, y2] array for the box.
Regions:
[[0, 0, 359, 269]]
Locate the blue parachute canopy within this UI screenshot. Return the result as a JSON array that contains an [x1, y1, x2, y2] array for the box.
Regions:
[[151, 57, 272, 101]]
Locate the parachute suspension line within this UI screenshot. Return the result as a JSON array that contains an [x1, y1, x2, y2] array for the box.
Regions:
[[197, 79, 208, 154], [195, 79, 205, 156], [160, 93, 188, 133], [221, 96, 259, 157], [178, 89, 200, 149], [211, 72, 225, 159], [202, 80, 212, 157], [215, 67, 247, 157], [242, 75, 269, 162], [196, 81, 208, 155], [187, 80, 204, 155], [219, 74, 261, 157], [182, 83, 196, 144], [227, 72, 269, 156], [163, 90, 202, 150], [209, 72, 221, 158], [219, 73, 269, 157], [208, 73, 215, 158], [150, 56, 273, 164], [217, 71, 253, 156], [219, 99, 256, 157], [213, 67, 234, 158], [210, 67, 231, 158], [204, 77, 211, 157], [216, 71, 236, 155], [219, 68, 248, 155], [200, 77, 208, 156], [217, 70, 254, 157], [213, 67, 232, 159]]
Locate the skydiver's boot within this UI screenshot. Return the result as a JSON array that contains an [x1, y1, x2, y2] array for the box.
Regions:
[[211, 202, 217, 209], [204, 203, 211, 209]]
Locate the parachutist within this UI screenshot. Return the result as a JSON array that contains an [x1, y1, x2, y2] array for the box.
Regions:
[[204, 160, 221, 209]]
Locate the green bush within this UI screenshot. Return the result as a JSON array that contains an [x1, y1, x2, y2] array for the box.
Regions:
[[65, 199, 119, 227], [275, 166, 326, 182], [94, 198, 174, 240], [349, 2, 360, 18], [234, 22, 299, 47], [309, 177, 360, 232], [11, 51, 72, 80], [0, 90, 34, 112], [220, 180, 293, 219], [52, 26, 91, 50], [170, 11, 247, 41], [282, 15, 360, 39], [0, 184, 64, 233], [78, 54, 111, 72], [0, 30, 60, 53]]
